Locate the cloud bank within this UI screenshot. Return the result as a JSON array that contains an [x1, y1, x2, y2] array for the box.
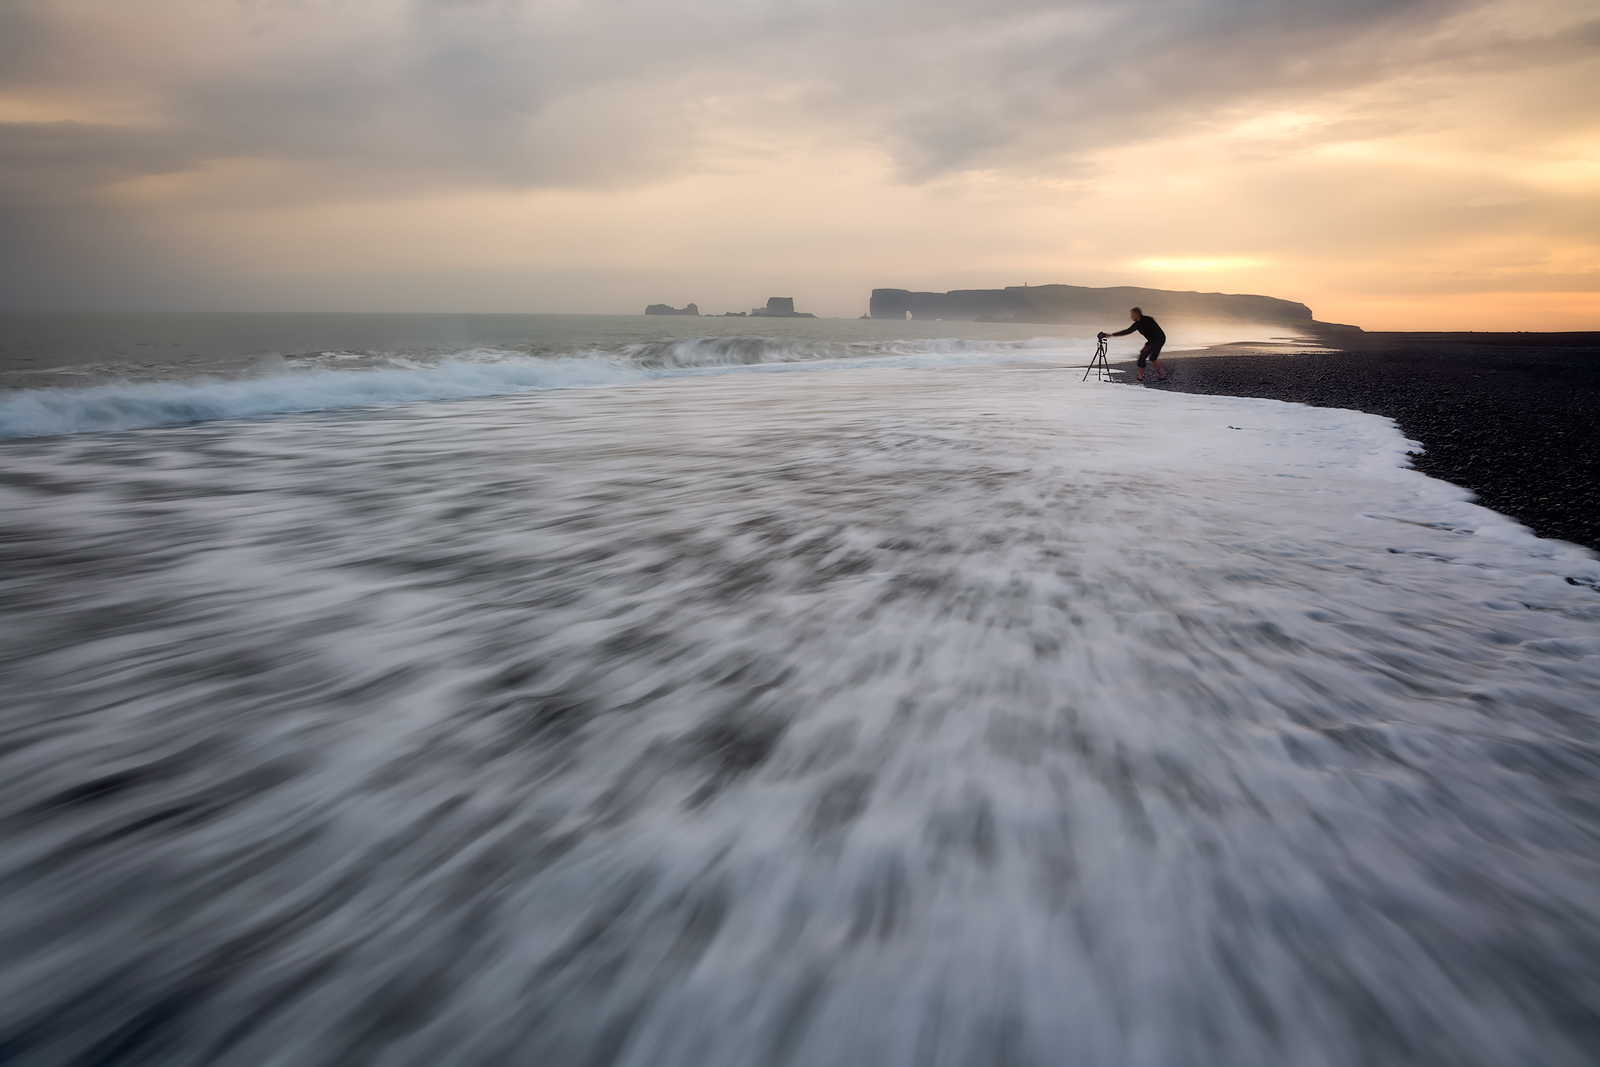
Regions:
[[2, 0, 1596, 325]]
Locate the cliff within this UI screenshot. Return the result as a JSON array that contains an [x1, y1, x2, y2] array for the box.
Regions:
[[868, 284, 1342, 330], [645, 303, 699, 316]]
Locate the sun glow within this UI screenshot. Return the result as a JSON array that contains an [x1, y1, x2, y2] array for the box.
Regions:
[[1136, 257, 1268, 273]]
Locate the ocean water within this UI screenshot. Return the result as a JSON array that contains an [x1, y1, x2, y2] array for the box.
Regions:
[[2, 317, 1599, 1066], [0, 312, 1282, 439]]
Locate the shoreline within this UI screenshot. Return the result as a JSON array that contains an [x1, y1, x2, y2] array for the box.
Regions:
[[1112, 332, 1600, 553]]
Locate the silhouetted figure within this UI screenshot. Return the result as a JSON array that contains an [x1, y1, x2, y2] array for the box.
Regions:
[[1107, 307, 1168, 383]]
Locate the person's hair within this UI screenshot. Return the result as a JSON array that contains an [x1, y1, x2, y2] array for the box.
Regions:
[[1130, 307, 1142, 315]]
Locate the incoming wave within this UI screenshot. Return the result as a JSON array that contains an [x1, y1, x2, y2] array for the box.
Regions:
[[0, 337, 1065, 439], [616, 335, 1047, 369], [0, 356, 652, 440]]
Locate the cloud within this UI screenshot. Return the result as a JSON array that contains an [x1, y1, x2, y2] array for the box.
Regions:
[[0, 0, 1595, 318], [0, 122, 201, 196], [4, 0, 1592, 200]]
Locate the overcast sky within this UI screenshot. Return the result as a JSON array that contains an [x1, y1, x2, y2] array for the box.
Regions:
[[2, 0, 1596, 327]]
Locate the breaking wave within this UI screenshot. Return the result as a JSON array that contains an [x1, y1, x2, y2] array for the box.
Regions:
[[0, 357, 649, 440], [0, 336, 1069, 439], [615, 334, 1057, 369]]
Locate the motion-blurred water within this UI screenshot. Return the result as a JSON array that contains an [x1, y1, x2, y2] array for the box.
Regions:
[[0, 312, 1275, 438], [2, 343, 1599, 1065]]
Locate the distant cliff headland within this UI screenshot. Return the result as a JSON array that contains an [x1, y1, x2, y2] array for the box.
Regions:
[[870, 284, 1357, 334]]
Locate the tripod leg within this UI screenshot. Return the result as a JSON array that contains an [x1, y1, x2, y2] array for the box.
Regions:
[[1085, 340, 1109, 381]]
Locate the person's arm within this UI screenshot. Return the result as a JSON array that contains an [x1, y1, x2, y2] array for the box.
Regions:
[[1108, 325, 1137, 336]]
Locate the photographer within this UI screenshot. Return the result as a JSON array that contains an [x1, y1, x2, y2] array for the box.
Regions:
[[1103, 308, 1169, 383]]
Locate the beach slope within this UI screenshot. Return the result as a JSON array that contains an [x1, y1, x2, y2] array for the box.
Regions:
[[1144, 332, 1600, 552]]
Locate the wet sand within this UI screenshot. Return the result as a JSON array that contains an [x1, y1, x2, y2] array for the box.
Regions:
[[1120, 332, 1600, 553]]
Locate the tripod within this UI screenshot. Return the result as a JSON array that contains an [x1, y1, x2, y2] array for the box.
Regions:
[[1083, 333, 1111, 381]]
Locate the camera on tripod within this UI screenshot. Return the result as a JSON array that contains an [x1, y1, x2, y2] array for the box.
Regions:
[[1084, 332, 1111, 381]]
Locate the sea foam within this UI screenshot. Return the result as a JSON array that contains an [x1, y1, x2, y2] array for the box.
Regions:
[[2, 365, 1597, 1065], [0, 337, 1063, 438], [0, 356, 648, 439]]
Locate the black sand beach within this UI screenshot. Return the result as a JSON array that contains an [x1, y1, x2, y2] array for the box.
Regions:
[[1120, 332, 1600, 554]]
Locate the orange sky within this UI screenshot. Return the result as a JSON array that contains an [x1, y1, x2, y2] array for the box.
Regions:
[[2, 0, 1596, 329]]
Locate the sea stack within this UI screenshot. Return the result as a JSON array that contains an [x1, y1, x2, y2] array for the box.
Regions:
[[749, 297, 816, 318]]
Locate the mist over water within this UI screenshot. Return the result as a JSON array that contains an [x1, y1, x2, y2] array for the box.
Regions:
[[2, 357, 1598, 1066]]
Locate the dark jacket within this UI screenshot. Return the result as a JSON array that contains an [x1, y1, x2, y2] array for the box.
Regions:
[[1111, 316, 1166, 345]]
